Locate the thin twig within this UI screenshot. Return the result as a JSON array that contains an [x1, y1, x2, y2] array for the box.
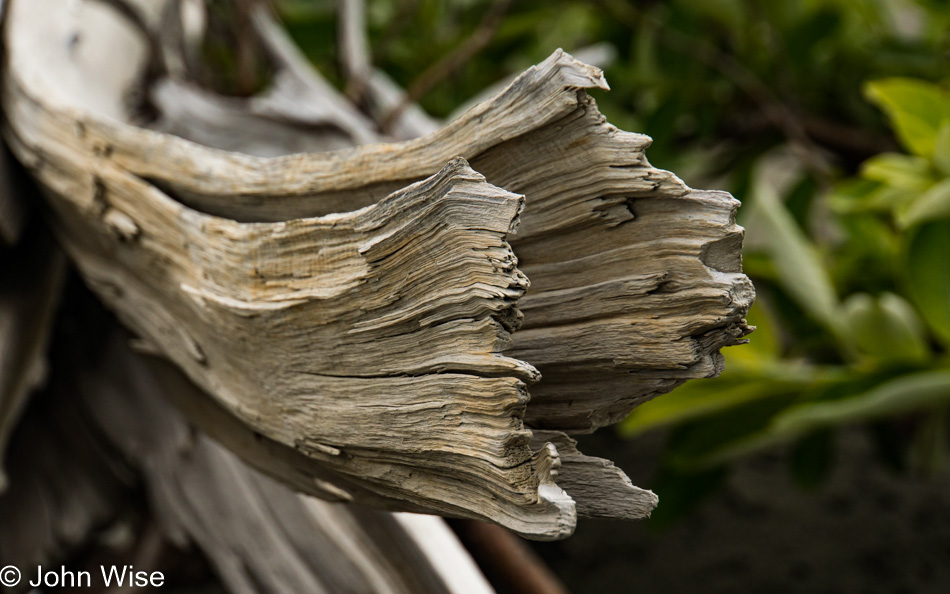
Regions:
[[380, 0, 513, 133], [338, 0, 372, 104], [233, 0, 260, 96], [450, 519, 570, 594]]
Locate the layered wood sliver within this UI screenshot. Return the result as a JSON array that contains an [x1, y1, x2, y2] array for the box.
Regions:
[[2, 0, 752, 539]]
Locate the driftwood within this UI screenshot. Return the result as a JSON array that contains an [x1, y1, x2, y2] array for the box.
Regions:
[[1, 0, 753, 540], [79, 326, 492, 594], [0, 369, 130, 573], [0, 312, 492, 594]]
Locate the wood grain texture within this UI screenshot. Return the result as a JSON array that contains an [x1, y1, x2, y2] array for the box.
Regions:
[[77, 327, 494, 594], [2, 0, 753, 538], [3, 0, 574, 538], [0, 379, 130, 577], [46, 45, 754, 434], [0, 309, 494, 594]]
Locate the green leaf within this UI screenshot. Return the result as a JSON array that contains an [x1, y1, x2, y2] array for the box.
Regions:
[[620, 378, 794, 437], [934, 122, 950, 176], [864, 78, 950, 159], [898, 177, 950, 228], [841, 292, 930, 363], [751, 167, 847, 346], [904, 221, 950, 344], [829, 178, 890, 214], [773, 370, 950, 433], [861, 153, 934, 190]]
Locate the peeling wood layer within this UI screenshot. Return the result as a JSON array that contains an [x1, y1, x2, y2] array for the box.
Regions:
[[1, 0, 753, 539], [0, 314, 493, 594]]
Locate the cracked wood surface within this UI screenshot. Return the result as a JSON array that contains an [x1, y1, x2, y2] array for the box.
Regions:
[[41, 45, 754, 433], [2, 0, 753, 539], [80, 327, 493, 594], [0, 313, 492, 594]]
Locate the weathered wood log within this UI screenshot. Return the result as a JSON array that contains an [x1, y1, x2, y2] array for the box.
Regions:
[[0, 373, 130, 575], [22, 40, 754, 434], [2, 0, 753, 539], [78, 325, 494, 594], [4, 0, 574, 539], [0, 306, 493, 594]]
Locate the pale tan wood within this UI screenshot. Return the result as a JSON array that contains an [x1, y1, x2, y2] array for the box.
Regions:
[[1, 0, 753, 538], [0, 318, 494, 594], [33, 47, 753, 434], [3, 0, 578, 539], [79, 328, 494, 594]]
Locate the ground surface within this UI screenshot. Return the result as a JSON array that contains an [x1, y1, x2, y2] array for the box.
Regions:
[[532, 428, 950, 593]]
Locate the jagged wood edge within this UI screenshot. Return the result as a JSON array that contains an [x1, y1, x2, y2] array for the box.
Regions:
[[136, 15, 672, 521], [531, 430, 658, 519], [78, 327, 495, 594], [3, 0, 577, 539], [1, 0, 760, 524], [62, 46, 755, 434], [133, 48, 665, 523], [10, 142, 575, 537], [0, 316, 495, 594]]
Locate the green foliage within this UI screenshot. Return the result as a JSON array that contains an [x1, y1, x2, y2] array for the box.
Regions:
[[906, 221, 950, 343], [865, 78, 950, 159], [623, 69, 950, 521]]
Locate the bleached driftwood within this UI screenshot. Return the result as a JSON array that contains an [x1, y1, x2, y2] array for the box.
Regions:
[[4, 0, 574, 539], [149, 4, 438, 151], [2, 0, 752, 540], [79, 327, 494, 594], [149, 4, 382, 155], [0, 319, 492, 594], [0, 372, 128, 573], [35, 43, 754, 435]]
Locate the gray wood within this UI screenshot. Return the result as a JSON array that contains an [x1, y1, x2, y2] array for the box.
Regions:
[[0, 320, 493, 594], [78, 328, 491, 594], [1, 0, 753, 539]]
